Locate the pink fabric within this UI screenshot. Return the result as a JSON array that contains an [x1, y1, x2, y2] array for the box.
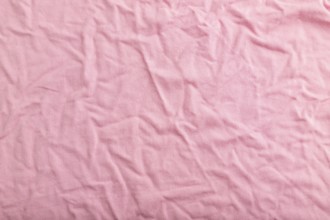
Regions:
[[1, 0, 330, 219]]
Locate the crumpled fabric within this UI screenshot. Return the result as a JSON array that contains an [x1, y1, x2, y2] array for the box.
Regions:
[[1, 0, 330, 219]]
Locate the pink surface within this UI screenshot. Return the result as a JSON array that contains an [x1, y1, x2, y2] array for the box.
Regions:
[[1, 0, 330, 219]]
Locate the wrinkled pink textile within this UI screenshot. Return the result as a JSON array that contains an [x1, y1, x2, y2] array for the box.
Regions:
[[1, 0, 330, 219]]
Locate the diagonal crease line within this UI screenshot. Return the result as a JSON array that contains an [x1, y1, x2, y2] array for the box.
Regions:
[[137, 45, 172, 115], [82, 18, 98, 96]]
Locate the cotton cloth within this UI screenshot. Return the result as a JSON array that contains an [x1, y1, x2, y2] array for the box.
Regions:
[[1, 1, 330, 219]]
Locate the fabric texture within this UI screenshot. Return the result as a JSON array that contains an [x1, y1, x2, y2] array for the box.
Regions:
[[1, 0, 330, 219]]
